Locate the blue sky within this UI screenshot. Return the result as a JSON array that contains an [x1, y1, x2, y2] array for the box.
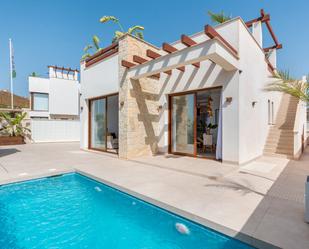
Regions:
[[0, 0, 308, 97]]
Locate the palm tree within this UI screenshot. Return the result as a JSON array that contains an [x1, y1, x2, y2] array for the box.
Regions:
[[99, 16, 144, 43], [82, 35, 102, 60], [207, 11, 232, 24], [0, 112, 30, 137], [266, 70, 309, 103]]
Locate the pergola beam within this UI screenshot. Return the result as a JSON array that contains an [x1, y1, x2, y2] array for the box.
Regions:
[[162, 43, 177, 53], [263, 44, 282, 52], [265, 20, 279, 46], [121, 60, 136, 68], [204, 25, 238, 56], [127, 38, 239, 80], [181, 34, 197, 47], [162, 42, 186, 72], [246, 9, 282, 53], [133, 55, 148, 64], [137, 49, 172, 75], [245, 14, 270, 27], [180, 35, 200, 68], [146, 49, 161, 59]]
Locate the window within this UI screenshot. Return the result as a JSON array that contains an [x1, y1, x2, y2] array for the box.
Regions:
[[268, 100, 271, 124], [268, 99, 274, 125], [32, 93, 49, 111]]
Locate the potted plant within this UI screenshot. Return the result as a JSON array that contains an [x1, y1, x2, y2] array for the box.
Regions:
[[206, 123, 218, 135], [0, 112, 30, 145]]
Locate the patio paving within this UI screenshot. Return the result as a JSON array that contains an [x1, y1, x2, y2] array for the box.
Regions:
[[0, 142, 308, 248]]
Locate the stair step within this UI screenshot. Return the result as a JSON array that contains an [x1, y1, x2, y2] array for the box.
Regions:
[[263, 147, 293, 155], [268, 129, 294, 134], [266, 136, 294, 141], [263, 152, 293, 159], [265, 142, 294, 148], [264, 144, 294, 151]]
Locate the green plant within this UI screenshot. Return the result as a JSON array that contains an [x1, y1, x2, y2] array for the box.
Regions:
[[207, 11, 232, 24], [199, 120, 218, 135], [82, 35, 102, 60], [30, 72, 39, 77], [0, 112, 30, 137], [266, 70, 309, 103], [206, 123, 218, 135], [99, 16, 144, 43]]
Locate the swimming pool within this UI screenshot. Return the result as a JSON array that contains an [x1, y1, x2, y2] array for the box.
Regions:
[[0, 173, 254, 249]]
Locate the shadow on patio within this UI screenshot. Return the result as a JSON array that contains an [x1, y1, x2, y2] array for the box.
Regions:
[[0, 148, 20, 158], [234, 147, 309, 249]]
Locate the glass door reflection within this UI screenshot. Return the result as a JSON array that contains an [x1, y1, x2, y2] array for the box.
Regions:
[[90, 98, 106, 150], [171, 94, 195, 155]]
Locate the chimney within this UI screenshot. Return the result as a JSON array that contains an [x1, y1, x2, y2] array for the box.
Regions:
[[74, 71, 78, 81], [252, 21, 263, 47], [49, 66, 56, 78]]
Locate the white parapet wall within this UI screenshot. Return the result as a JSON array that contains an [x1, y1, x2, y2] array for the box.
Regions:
[[293, 100, 308, 157], [31, 119, 80, 143]]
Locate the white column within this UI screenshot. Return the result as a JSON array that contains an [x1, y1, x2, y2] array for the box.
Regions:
[[252, 21, 263, 47], [49, 67, 56, 78], [74, 71, 78, 81]]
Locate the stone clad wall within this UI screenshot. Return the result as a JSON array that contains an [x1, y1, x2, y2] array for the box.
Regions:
[[118, 35, 161, 159]]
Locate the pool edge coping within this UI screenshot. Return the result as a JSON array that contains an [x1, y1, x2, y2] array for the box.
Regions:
[[76, 169, 280, 249], [0, 169, 280, 249]]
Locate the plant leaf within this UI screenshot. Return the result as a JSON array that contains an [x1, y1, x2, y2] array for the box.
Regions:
[[92, 35, 101, 50], [99, 15, 119, 23], [83, 44, 93, 52], [135, 31, 144, 40], [207, 11, 232, 24], [266, 70, 309, 103], [128, 25, 144, 34]]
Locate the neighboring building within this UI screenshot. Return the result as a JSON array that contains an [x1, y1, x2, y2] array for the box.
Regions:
[[28, 66, 80, 143], [29, 66, 80, 120], [0, 90, 29, 109], [80, 9, 307, 164]]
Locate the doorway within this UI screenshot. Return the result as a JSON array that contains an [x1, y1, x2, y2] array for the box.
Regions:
[[88, 93, 119, 154], [169, 87, 222, 159]]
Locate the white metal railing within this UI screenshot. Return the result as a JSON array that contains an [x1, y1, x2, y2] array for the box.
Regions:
[[31, 119, 80, 143]]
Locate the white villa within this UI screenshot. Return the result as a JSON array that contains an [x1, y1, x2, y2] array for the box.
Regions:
[[29, 66, 80, 120], [80, 9, 307, 164]]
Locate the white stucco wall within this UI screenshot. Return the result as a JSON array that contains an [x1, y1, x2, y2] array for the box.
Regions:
[[81, 54, 119, 99], [29, 76, 50, 93], [293, 100, 307, 158], [80, 54, 119, 149], [237, 20, 283, 164], [80, 97, 89, 149], [49, 78, 80, 116]]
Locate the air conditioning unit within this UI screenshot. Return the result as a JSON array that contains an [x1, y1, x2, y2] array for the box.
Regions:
[[305, 176, 309, 223]]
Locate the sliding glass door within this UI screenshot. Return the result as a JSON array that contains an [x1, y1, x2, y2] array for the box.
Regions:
[[169, 87, 222, 160], [171, 94, 195, 155], [89, 93, 119, 153], [90, 98, 106, 150]]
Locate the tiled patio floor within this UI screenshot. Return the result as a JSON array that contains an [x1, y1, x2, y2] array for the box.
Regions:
[[0, 142, 308, 248]]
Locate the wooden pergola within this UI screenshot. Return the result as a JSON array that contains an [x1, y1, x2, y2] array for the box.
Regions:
[[245, 9, 282, 52], [48, 65, 79, 73], [121, 9, 281, 78], [122, 24, 239, 80]]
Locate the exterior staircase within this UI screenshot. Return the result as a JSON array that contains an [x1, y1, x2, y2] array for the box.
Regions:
[[263, 94, 299, 158]]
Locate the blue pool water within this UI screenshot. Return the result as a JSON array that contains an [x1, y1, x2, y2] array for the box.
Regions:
[[0, 173, 254, 249]]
